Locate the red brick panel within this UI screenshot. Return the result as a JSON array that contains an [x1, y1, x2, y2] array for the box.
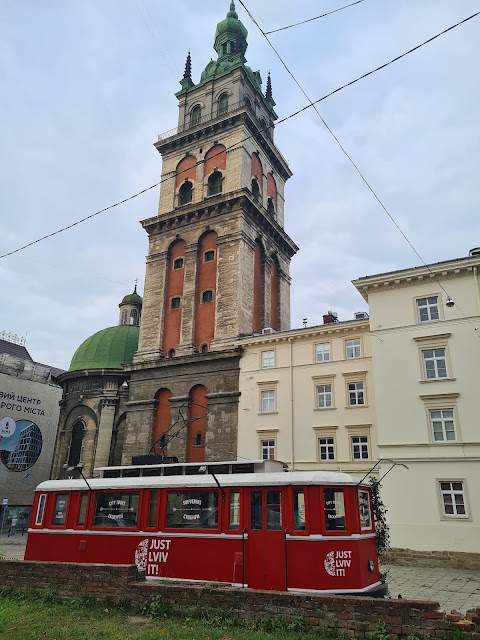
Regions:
[[186, 384, 208, 462], [267, 173, 277, 209], [162, 239, 185, 354], [204, 145, 226, 177], [194, 231, 217, 350], [152, 388, 172, 452], [175, 155, 197, 188]]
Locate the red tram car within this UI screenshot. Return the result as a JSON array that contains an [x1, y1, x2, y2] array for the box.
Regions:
[[25, 460, 386, 596]]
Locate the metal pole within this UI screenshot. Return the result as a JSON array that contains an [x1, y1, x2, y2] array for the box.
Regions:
[[0, 509, 5, 535]]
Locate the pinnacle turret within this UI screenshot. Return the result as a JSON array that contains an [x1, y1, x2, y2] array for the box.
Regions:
[[179, 50, 194, 92]]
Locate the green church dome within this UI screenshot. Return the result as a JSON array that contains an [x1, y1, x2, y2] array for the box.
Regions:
[[69, 325, 140, 372], [215, 2, 248, 44], [120, 291, 143, 306]]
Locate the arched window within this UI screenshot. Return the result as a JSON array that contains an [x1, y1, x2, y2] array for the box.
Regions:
[[208, 171, 222, 196], [267, 197, 275, 215], [252, 178, 260, 199], [244, 96, 252, 111], [120, 309, 128, 325], [159, 434, 167, 448], [168, 348, 175, 358], [190, 105, 201, 125], [173, 257, 184, 270], [179, 181, 193, 205], [171, 297, 181, 309], [130, 309, 138, 325], [194, 432, 203, 447], [218, 93, 229, 116], [68, 420, 85, 467], [201, 343, 208, 354]]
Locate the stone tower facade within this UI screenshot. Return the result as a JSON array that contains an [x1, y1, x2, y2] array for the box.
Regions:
[[124, 2, 298, 464]]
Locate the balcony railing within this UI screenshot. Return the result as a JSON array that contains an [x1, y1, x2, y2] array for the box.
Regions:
[[158, 99, 272, 141]]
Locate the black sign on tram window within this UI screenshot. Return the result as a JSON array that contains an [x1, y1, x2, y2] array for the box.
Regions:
[[52, 494, 69, 526], [93, 492, 139, 528], [323, 489, 346, 530], [166, 490, 219, 529]]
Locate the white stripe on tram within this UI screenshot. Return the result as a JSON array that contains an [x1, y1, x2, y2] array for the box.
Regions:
[[28, 529, 375, 541]]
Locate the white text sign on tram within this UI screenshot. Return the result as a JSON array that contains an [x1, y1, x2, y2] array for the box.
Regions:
[[135, 538, 172, 576]]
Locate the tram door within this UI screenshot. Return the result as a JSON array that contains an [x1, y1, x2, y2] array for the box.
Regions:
[[246, 489, 286, 590]]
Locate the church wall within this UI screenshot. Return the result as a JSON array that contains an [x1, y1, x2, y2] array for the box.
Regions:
[[125, 349, 241, 464]]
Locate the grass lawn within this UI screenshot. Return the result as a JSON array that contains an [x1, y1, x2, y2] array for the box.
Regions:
[[0, 590, 335, 640]]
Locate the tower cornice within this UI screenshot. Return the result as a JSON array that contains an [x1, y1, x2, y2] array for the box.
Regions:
[[156, 101, 290, 180], [140, 190, 298, 258]]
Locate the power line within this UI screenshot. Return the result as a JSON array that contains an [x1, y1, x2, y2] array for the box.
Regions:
[[265, 0, 365, 35], [239, 0, 480, 337], [1, 10, 479, 262], [132, 0, 180, 81]]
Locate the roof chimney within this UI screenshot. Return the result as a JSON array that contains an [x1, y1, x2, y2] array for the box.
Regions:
[[323, 311, 338, 324]]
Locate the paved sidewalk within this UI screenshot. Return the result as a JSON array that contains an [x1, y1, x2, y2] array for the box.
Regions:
[[382, 564, 480, 614], [1, 535, 479, 614]]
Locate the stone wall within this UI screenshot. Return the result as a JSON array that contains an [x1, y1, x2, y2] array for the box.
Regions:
[[385, 547, 480, 571], [1, 560, 480, 638]]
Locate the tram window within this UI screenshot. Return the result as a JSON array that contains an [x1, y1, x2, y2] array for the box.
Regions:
[[358, 490, 372, 530], [229, 490, 240, 529], [293, 489, 306, 530], [93, 492, 139, 528], [166, 491, 218, 529], [35, 494, 47, 525], [52, 494, 69, 526], [77, 493, 88, 526], [147, 491, 159, 528], [250, 491, 263, 529], [324, 489, 346, 531], [267, 491, 282, 530]]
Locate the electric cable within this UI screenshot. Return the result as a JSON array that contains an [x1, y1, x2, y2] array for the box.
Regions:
[[265, 0, 365, 35], [239, 0, 480, 338], [1, 6, 479, 288]]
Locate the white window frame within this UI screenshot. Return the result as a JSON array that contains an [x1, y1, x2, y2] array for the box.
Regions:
[[316, 384, 333, 409], [429, 408, 456, 442], [260, 389, 276, 414], [351, 435, 369, 460], [422, 348, 448, 380], [438, 481, 468, 519], [35, 494, 47, 525], [416, 295, 440, 323], [315, 342, 330, 363], [261, 350, 275, 369], [348, 381, 365, 406], [260, 438, 276, 460], [345, 338, 361, 359], [318, 436, 335, 461]]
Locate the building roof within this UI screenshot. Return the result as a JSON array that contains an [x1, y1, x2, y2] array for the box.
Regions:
[[69, 325, 140, 372], [0, 339, 33, 362]]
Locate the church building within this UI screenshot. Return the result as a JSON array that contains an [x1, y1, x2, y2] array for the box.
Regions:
[[123, 2, 298, 464]]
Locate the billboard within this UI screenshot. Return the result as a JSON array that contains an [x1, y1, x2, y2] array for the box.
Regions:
[[0, 372, 62, 513]]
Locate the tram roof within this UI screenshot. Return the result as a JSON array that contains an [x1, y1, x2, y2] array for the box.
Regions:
[[36, 471, 367, 492]]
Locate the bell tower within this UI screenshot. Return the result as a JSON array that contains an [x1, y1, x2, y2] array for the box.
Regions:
[[125, 2, 298, 464]]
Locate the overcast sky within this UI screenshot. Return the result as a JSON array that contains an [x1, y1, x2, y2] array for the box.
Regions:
[[1, 0, 479, 368]]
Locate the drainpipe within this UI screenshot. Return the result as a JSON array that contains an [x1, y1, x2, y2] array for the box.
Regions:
[[289, 337, 295, 469], [474, 267, 480, 314]]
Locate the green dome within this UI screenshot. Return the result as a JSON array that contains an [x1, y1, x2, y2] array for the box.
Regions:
[[120, 291, 143, 306], [215, 3, 248, 43], [69, 325, 140, 372]]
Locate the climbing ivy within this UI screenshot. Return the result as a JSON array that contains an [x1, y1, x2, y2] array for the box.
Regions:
[[369, 476, 390, 558]]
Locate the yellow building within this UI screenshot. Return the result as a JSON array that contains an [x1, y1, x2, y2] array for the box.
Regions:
[[237, 312, 377, 475]]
